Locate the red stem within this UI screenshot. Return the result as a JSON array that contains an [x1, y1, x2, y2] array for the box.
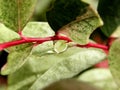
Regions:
[[0, 35, 108, 51], [0, 35, 71, 51], [0, 37, 50, 51], [77, 43, 108, 50]]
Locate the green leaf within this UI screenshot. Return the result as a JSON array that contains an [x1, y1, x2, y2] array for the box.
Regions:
[[3, 41, 54, 88], [7, 47, 106, 90], [30, 47, 106, 90], [1, 21, 56, 75], [0, 0, 37, 32], [54, 40, 68, 53], [46, 0, 89, 31], [77, 68, 119, 90], [22, 22, 55, 37], [31, 41, 54, 56], [1, 43, 33, 75], [98, 0, 120, 37], [1, 40, 54, 75], [47, 0, 103, 45], [6, 22, 55, 52], [59, 7, 103, 45], [0, 23, 20, 43], [108, 38, 120, 87], [7, 42, 67, 90]]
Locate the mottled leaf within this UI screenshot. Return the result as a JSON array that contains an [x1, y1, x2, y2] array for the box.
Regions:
[[78, 68, 118, 90], [59, 7, 103, 45], [0, 0, 37, 32], [22, 22, 55, 38], [7, 47, 106, 90], [47, 0, 103, 45], [7, 42, 74, 90], [1, 41, 54, 75], [30, 47, 106, 90], [108, 38, 120, 87], [6, 22, 55, 52], [54, 40, 68, 53], [0, 23, 20, 43], [46, 0, 89, 31], [1, 21, 55, 75], [1, 44, 33, 75], [98, 0, 120, 37]]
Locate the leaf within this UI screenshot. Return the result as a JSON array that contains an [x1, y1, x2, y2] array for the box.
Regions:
[[46, 0, 89, 31], [1, 40, 54, 75], [98, 0, 120, 37], [46, 0, 103, 45], [22, 22, 55, 37], [59, 7, 103, 45], [54, 40, 68, 53], [7, 42, 69, 90], [77, 68, 119, 90], [31, 41, 54, 56], [108, 38, 120, 87], [29, 47, 106, 90], [7, 47, 106, 90], [1, 43, 33, 75], [0, 0, 37, 32], [1, 21, 56, 75], [0, 23, 20, 43]]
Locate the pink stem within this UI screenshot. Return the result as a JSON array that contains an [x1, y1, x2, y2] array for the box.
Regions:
[[0, 35, 72, 51], [0, 37, 52, 51], [77, 43, 108, 50], [0, 35, 109, 51]]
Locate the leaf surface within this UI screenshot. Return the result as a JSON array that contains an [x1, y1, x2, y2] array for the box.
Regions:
[[59, 10, 103, 45], [22, 22, 55, 37], [0, 0, 37, 32], [78, 68, 118, 90], [1, 41, 54, 75], [7, 22, 55, 52], [1, 43, 33, 75], [98, 0, 120, 37], [46, 0, 89, 31], [7, 47, 106, 90], [30, 47, 106, 90], [7, 42, 74, 90], [108, 38, 120, 87], [0, 23, 20, 43], [47, 0, 103, 45], [1, 22, 55, 74]]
